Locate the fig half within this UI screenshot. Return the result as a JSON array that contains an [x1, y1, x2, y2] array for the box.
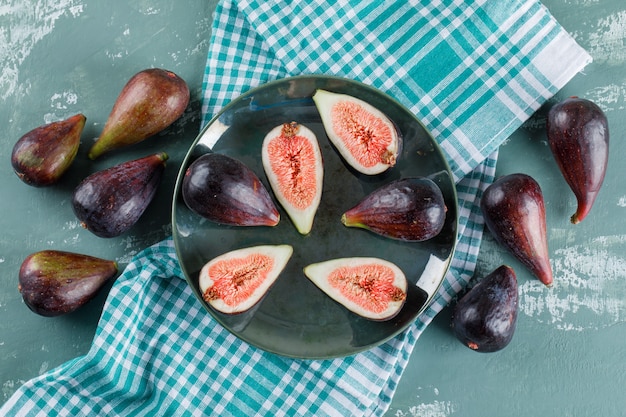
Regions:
[[303, 257, 407, 321], [341, 177, 447, 242], [313, 89, 401, 175], [182, 153, 280, 227], [546, 96, 609, 224], [262, 122, 323, 235], [199, 244, 293, 314]]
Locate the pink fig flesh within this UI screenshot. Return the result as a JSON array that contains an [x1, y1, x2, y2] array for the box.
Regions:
[[480, 173, 553, 286], [88, 68, 189, 159], [546, 97, 609, 224]]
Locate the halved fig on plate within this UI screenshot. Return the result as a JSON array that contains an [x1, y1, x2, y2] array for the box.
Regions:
[[262, 122, 323, 235], [199, 244, 293, 314], [313, 89, 401, 175], [303, 257, 407, 321]]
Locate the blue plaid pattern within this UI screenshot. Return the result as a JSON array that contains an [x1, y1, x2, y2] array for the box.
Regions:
[[2, 0, 590, 415]]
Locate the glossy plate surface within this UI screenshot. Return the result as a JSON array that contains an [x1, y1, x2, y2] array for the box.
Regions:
[[172, 75, 458, 359]]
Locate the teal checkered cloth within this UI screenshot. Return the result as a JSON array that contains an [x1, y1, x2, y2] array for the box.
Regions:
[[2, 0, 590, 416]]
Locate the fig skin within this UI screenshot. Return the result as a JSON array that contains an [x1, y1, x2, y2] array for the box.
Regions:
[[342, 177, 447, 242], [262, 121, 323, 235], [72, 152, 168, 238], [451, 265, 518, 353], [11, 114, 86, 186], [313, 89, 401, 175], [480, 173, 553, 286], [88, 68, 190, 159], [546, 96, 609, 224], [199, 245, 293, 315], [303, 257, 407, 321], [182, 153, 280, 227], [18, 250, 118, 317]]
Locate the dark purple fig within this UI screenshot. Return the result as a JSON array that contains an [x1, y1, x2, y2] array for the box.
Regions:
[[313, 89, 401, 175], [11, 114, 86, 186], [303, 257, 407, 321], [481, 173, 553, 286], [182, 153, 280, 227], [341, 177, 447, 242], [18, 250, 118, 317], [72, 152, 168, 238], [199, 245, 293, 314], [546, 96, 609, 224], [452, 265, 518, 352], [88, 68, 189, 159]]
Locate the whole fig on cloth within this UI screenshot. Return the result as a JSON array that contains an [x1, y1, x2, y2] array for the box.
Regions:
[[182, 153, 280, 227], [262, 122, 323, 235], [452, 265, 518, 353], [199, 245, 293, 314], [11, 114, 85, 186], [546, 96, 609, 224], [341, 177, 447, 242], [313, 89, 401, 175], [303, 257, 407, 321], [72, 152, 168, 238], [88, 68, 189, 159], [480, 173, 553, 286], [18, 250, 118, 317]]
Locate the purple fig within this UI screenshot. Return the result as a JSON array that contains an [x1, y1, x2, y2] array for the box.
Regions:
[[452, 265, 518, 352], [480, 173, 553, 286], [72, 152, 168, 238], [546, 96, 609, 224], [182, 153, 280, 227], [88, 68, 189, 159], [341, 177, 447, 242], [11, 114, 86, 186], [18, 250, 118, 316]]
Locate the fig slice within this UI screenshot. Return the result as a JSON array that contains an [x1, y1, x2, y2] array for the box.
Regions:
[[261, 122, 323, 235], [342, 177, 447, 242], [182, 153, 280, 227], [303, 257, 407, 321], [312, 89, 401, 175], [199, 244, 293, 314]]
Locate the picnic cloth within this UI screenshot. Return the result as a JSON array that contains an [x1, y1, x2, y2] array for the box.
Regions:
[[2, 0, 591, 415]]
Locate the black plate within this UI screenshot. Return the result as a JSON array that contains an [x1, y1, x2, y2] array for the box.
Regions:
[[172, 75, 458, 359]]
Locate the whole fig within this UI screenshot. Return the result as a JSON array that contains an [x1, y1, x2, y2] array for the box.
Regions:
[[18, 250, 118, 316], [88, 68, 189, 159], [452, 265, 518, 353], [546, 96, 609, 224], [11, 114, 85, 186], [481, 173, 553, 286], [72, 152, 168, 238], [341, 177, 446, 242], [182, 153, 280, 227]]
